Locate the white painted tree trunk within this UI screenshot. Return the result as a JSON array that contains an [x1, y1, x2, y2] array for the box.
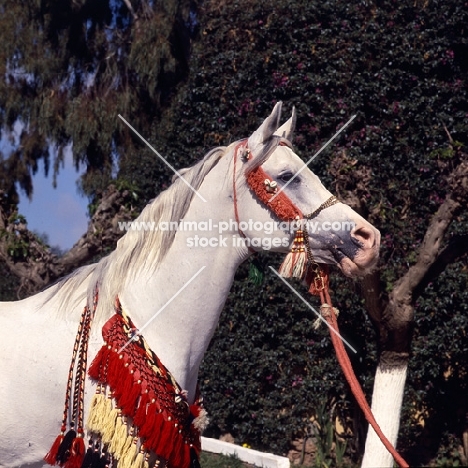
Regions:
[[361, 365, 408, 468]]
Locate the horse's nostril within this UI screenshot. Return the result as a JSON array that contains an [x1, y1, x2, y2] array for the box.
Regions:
[[352, 224, 376, 249]]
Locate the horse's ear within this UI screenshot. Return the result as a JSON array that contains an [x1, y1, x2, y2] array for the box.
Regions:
[[274, 106, 296, 142], [246, 102, 282, 169]]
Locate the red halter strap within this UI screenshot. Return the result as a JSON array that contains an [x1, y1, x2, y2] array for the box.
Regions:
[[233, 140, 303, 254]]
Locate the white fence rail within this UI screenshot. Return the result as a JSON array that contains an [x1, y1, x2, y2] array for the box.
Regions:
[[201, 437, 290, 468]]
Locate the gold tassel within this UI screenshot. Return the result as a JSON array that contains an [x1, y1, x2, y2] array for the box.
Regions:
[[109, 415, 128, 458], [101, 406, 118, 444], [134, 450, 145, 468], [143, 453, 150, 468], [279, 228, 307, 279], [85, 388, 105, 432], [118, 427, 135, 463], [93, 387, 112, 432], [120, 437, 138, 468]]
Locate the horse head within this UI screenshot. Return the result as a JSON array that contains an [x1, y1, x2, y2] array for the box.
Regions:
[[234, 102, 380, 277]]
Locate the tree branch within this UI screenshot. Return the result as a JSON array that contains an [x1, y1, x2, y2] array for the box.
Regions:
[[0, 185, 137, 297], [122, 0, 139, 23], [378, 158, 468, 366], [360, 270, 385, 329], [413, 234, 468, 300], [393, 159, 468, 306]]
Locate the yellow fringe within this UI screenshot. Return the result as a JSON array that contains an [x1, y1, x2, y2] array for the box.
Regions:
[[94, 391, 113, 431], [120, 438, 138, 468], [101, 406, 119, 444], [134, 451, 145, 468], [118, 429, 135, 462], [109, 417, 128, 458], [85, 391, 104, 432]]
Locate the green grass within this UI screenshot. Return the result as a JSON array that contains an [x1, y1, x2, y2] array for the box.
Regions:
[[200, 452, 248, 468]]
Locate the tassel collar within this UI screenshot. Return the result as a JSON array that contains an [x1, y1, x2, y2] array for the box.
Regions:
[[45, 297, 207, 468]]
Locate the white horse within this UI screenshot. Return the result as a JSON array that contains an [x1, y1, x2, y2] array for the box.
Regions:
[[0, 103, 384, 467]]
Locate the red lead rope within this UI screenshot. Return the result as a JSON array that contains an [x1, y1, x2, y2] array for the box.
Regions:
[[317, 282, 409, 468]]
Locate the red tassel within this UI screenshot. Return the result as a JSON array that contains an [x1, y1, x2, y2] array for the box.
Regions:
[[118, 373, 142, 415], [88, 345, 109, 381], [105, 350, 121, 389], [157, 421, 176, 461], [44, 432, 64, 465], [64, 436, 85, 468], [55, 428, 77, 465], [142, 410, 163, 452], [169, 437, 186, 468], [112, 363, 133, 403], [132, 392, 150, 428]]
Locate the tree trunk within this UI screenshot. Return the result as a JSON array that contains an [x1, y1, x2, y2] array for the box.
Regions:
[[361, 157, 468, 466]]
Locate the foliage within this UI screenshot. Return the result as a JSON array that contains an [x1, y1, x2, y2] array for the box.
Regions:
[[0, 261, 19, 301], [200, 261, 377, 459], [0, 0, 194, 204], [142, 0, 468, 463], [0, 213, 30, 259], [308, 400, 348, 468]]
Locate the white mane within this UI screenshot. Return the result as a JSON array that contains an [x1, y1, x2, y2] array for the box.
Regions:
[[50, 146, 226, 319]]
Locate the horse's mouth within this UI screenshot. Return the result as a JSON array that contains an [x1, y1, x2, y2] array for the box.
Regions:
[[332, 247, 379, 278], [308, 228, 380, 278], [337, 257, 374, 277]]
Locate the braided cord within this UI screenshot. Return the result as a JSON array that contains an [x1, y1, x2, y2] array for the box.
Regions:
[[72, 308, 91, 433], [62, 289, 99, 434], [74, 290, 99, 432], [61, 305, 89, 432]]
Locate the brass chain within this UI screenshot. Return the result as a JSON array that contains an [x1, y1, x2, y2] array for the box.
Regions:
[[303, 195, 339, 220]]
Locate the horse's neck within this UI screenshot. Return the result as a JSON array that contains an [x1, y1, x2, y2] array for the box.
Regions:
[[119, 170, 248, 402]]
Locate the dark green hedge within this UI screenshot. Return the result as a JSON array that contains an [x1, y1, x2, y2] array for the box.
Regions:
[[120, 0, 468, 464]]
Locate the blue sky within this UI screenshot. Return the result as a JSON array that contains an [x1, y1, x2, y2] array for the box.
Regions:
[[18, 153, 89, 251], [1, 123, 89, 251]]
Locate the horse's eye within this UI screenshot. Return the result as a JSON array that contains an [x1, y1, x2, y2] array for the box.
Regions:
[[279, 172, 298, 183]]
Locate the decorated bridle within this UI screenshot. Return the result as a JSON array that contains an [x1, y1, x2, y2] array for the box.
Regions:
[[233, 138, 339, 287], [235, 139, 409, 468]]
